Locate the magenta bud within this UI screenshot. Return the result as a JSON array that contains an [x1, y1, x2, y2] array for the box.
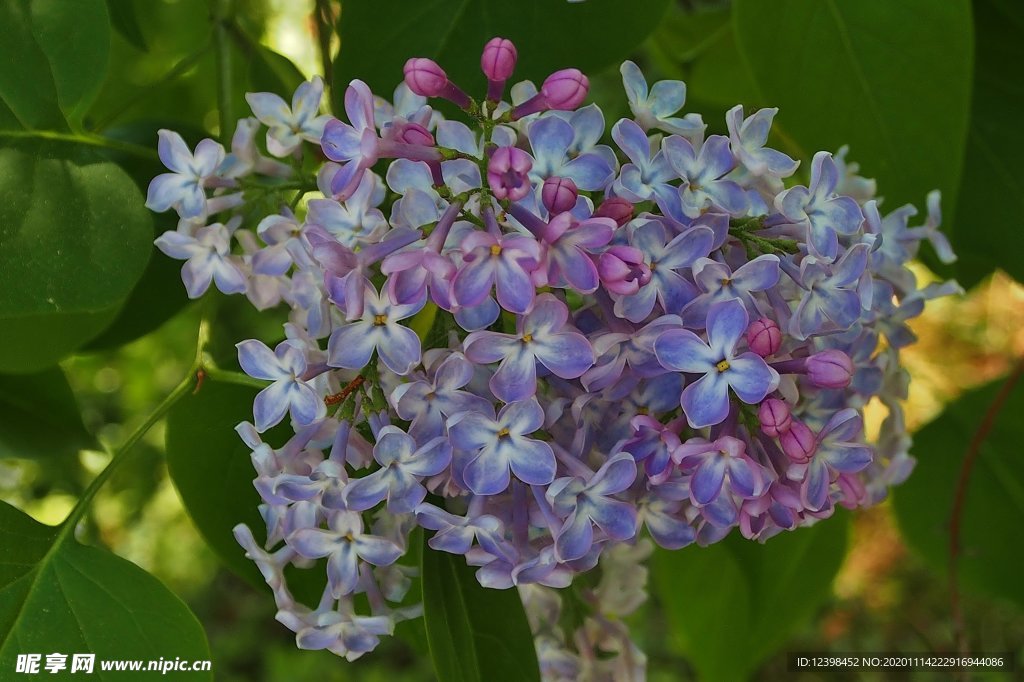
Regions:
[[758, 398, 791, 438], [806, 349, 854, 389], [541, 68, 589, 110], [481, 37, 517, 82], [747, 318, 782, 357], [598, 245, 652, 296], [487, 146, 533, 201], [593, 197, 634, 226], [403, 58, 448, 97], [541, 176, 578, 214], [779, 420, 816, 463], [393, 120, 434, 146]]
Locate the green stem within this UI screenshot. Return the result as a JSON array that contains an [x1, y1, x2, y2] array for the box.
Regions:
[[93, 41, 212, 131], [314, 0, 335, 82], [56, 370, 197, 546], [204, 367, 271, 390], [0, 129, 158, 160], [212, 0, 234, 144]]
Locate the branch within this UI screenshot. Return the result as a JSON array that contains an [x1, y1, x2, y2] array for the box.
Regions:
[[948, 358, 1024, 660]]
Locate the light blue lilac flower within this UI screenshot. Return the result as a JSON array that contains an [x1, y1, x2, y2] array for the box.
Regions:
[[448, 399, 556, 495], [463, 294, 594, 402], [527, 115, 614, 191], [793, 409, 872, 511], [146, 130, 225, 219], [344, 426, 452, 513], [655, 298, 779, 428], [154, 223, 246, 298], [547, 452, 638, 561], [790, 243, 870, 340], [776, 151, 864, 260], [620, 61, 704, 138], [662, 134, 748, 218], [327, 283, 423, 374], [289, 510, 403, 597], [238, 339, 326, 432], [450, 220, 541, 314], [725, 105, 799, 178], [681, 254, 780, 327], [390, 352, 492, 441], [246, 76, 331, 157]]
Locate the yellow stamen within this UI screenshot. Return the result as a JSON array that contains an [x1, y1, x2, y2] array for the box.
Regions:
[[490, 244, 502, 256], [497, 427, 511, 438], [522, 333, 533, 343], [716, 359, 730, 373], [373, 314, 387, 326]]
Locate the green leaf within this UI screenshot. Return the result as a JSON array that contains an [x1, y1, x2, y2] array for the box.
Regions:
[[107, 0, 148, 52], [0, 139, 153, 372], [732, 0, 973, 266], [893, 371, 1024, 608], [652, 517, 848, 682], [0, 501, 212, 679], [0, 366, 93, 460], [420, 540, 540, 682], [333, 0, 670, 106], [248, 44, 307, 96], [0, 0, 111, 129], [952, 0, 1024, 287], [165, 378, 324, 604]]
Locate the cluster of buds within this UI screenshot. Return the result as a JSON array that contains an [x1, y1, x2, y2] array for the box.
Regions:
[[147, 37, 958, 672]]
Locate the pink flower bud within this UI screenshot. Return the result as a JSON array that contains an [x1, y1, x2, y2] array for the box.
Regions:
[[541, 68, 589, 111], [598, 245, 652, 296], [388, 120, 434, 146], [780, 420, 816, 463], [403, 58, 448, 97], [593, 197, 634, 226], [481, 37, 517, 82], [747, 318, 782, 357], [758, 398, 791, 438], [806, 349, 854, 389], [541, 176, 578, 214], [487, 146, 533, 201]]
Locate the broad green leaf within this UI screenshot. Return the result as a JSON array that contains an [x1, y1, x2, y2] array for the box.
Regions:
[[652, 516, 848, 682], [894, 372, 1024, 608], [646, 5, 759, 123], [0, 367, 93, 460], [952, 0, 1024, 287], [420, 540, 540, 682], [248, 44, 307, 96], [0, 0, 110, 129], [165, 379, 323, 604], [0, 140, 152, 372], [333, 0, 670, 107], [107, 0, 148, 52], [732, 0, 973, 266], [0, 501, 212, 680]]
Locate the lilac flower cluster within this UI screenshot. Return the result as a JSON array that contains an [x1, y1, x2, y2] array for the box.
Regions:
[[148, 37, 959, 670]]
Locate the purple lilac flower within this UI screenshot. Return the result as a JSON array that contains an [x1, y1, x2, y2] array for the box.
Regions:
[[450, 220, 541, 314], [725, 105, 798, 178], [289, 511, 403, 597], [776, 151, 864, 260], [146, 130, 225, 219], [655, 298, 779, 428], [154, 223, 246, 298], [681, 254, 780, 327], [246, 76, 331, 157], [448, 399, 556, 495], [527, 116, 614, 191], [793, 409, 872, 511], [464, 294, 594, 402], [390, 352, 492, 441], [662, 134, 749, 219], [620, 61, 704, 138], [237, 339, 326, 432], [327, 283, 423, 375], [547, 452, 638, 561], [344, 426, 452, 513]]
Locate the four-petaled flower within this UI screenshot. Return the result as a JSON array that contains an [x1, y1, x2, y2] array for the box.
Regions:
[[655, 298, 779, 428], [146, 130, 225, 219], [463, 293, 595, 402], [344, 426, 452, 513], [327, 283, 424, 374], [289, 510, 403, 597], [155, 223, 246, 298], [663, 135, 748, 219], [238, 338, 326, 432], [448, 399, 556, 495], [246, 76, 331, 157], [776, 151, 863, 260], [547, 452, 639, 561]]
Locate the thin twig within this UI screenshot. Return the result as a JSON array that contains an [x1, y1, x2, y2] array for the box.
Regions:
[[948, 358, 1023, 660]]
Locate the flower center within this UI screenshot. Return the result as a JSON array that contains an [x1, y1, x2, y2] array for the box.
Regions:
[[496, 427, 511, 438], [715, 359, 730, 373], [521, 333, 533, 344], [490, 244, 502, 256], [720, 277, 732, 286], [373, 314, 387, 326]]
